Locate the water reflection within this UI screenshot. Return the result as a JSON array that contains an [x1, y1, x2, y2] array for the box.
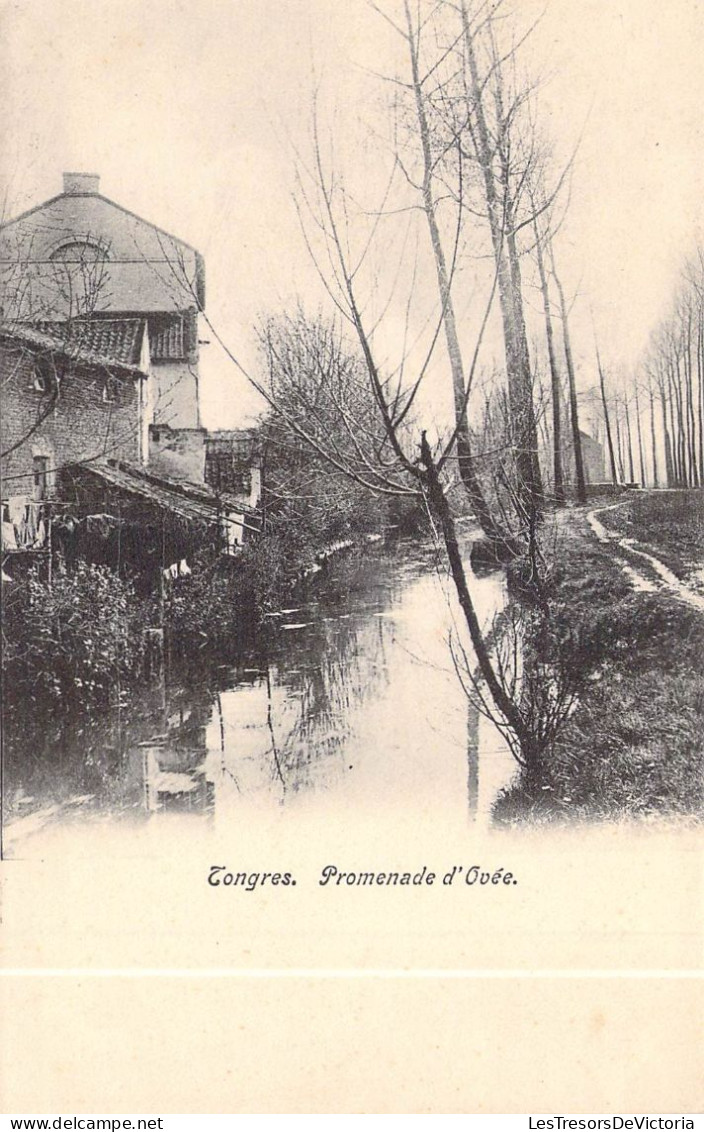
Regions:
[[2, 545, 516, 856]]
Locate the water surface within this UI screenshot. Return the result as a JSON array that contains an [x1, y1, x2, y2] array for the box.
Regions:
[[2, 544, 516, 856]]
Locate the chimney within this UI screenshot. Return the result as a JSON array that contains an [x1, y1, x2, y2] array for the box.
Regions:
[[62, 172, 100, 195]]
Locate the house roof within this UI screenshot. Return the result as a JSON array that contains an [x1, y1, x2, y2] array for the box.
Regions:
[[205, 428, 263, 458], [148, 313, 187, 360], [0, 319, 147, 376], [32, 319, 148, 368], [0, 189, 202, 258]]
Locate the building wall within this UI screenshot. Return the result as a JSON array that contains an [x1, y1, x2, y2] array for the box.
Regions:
[[151, 361, 199, 429], [204, 430, 262, 505], [148, 425, 206, 484], [581, 433, 606, 483], [561, 430, 606, 486], [0, 192, 203, 320], [0, 180, 204, 432], [0, 339, 141, 498]]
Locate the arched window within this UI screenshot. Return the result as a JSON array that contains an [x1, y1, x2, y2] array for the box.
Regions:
[[49, 240, 108, 263]]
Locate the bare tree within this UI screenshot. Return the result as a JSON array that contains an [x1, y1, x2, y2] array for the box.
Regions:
[[398, 0, 503, 543], [286, 54, 580, 770], [447, 0, 545, 514], [549, 254, 587, 501], [595, 340, 618, 485], [531, 207, 565, 503], [150, 0, 584, 771]]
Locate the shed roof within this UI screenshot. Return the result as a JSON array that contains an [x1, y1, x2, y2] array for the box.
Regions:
[[70, 459, 260, 525]]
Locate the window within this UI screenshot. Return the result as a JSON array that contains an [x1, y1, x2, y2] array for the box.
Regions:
[[103, 374, 120, 403], [33, 455, 49, 500], [32, 356, 53, 393], [49, 240, 108, 264]]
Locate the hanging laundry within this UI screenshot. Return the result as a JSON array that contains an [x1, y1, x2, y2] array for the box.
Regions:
[[221, 512, 244, 554], [2, 499, 48, 549], [25, 502, 42, 547], [1, 521, 18, 551], [163, 560, 192, 581], [7, 496, 28, 528], [7, 496, 29, 547]]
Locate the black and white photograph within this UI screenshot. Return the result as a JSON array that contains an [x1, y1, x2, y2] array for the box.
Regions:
[[0, 0, 702, 1115]]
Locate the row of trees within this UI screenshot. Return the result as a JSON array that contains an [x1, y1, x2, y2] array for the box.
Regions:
[[579, 245, 704, 495], [181, 1, 702, 771], [637, 247, 704, 489]]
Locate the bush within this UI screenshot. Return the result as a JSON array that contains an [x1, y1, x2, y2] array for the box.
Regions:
[[2, 560, 147, 712], [163, 537, 287, 650]]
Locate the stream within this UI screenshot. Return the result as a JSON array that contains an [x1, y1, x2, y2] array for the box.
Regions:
[[2, 540, 517, 857]]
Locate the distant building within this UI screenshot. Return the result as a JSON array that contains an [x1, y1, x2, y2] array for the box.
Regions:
[[560, 428, 606, 488], [148, 424, 262, 510], [579, 429, 606, 484]]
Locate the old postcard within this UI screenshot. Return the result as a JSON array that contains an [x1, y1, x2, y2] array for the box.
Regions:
[[1, 0, 702, 1114]]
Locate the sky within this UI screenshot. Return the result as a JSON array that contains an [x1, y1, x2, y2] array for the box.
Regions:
[[1, 0, 703, 428]]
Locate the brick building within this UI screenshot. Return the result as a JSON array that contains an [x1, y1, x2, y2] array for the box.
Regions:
[[0, 320, 148, 499], [1, 175, 262, 572], [148, 424, 262, 510], [0, 172, 204, 429]]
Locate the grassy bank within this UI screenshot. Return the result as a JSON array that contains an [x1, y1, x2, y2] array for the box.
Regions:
[[495, 497, 704, 825], [598, 488, 704, 582]]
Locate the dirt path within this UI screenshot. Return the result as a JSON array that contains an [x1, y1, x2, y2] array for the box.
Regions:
[[586, 501, 704, 612]]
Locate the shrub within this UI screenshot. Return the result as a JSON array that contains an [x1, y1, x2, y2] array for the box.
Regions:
[[163, 537, 287, 651], [2, 560, 147, 712]]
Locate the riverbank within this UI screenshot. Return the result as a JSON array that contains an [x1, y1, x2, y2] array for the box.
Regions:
[[596, 488, 704, 584], [495, 492, 704, 825], [1, 517, 417, 726], [3, 536, 504, 852]]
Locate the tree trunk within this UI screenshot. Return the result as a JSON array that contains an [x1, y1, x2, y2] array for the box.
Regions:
[[668, 361, 684, 485], [614, 407, 626, 483], [634, 384, 646, 487], [404, 0, 501, 543], [420, 431, 535, 769], [684, 314, 699, 485], [698, 310, 704, 485], [458, 0, 543, 519], [552, 264, 587, 500], [532, 212, 564, 503], [660, 387, 674, 487], [624, 398, 635, 483], [596, 344, 618, 484], [649, 387, 659, 488]]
